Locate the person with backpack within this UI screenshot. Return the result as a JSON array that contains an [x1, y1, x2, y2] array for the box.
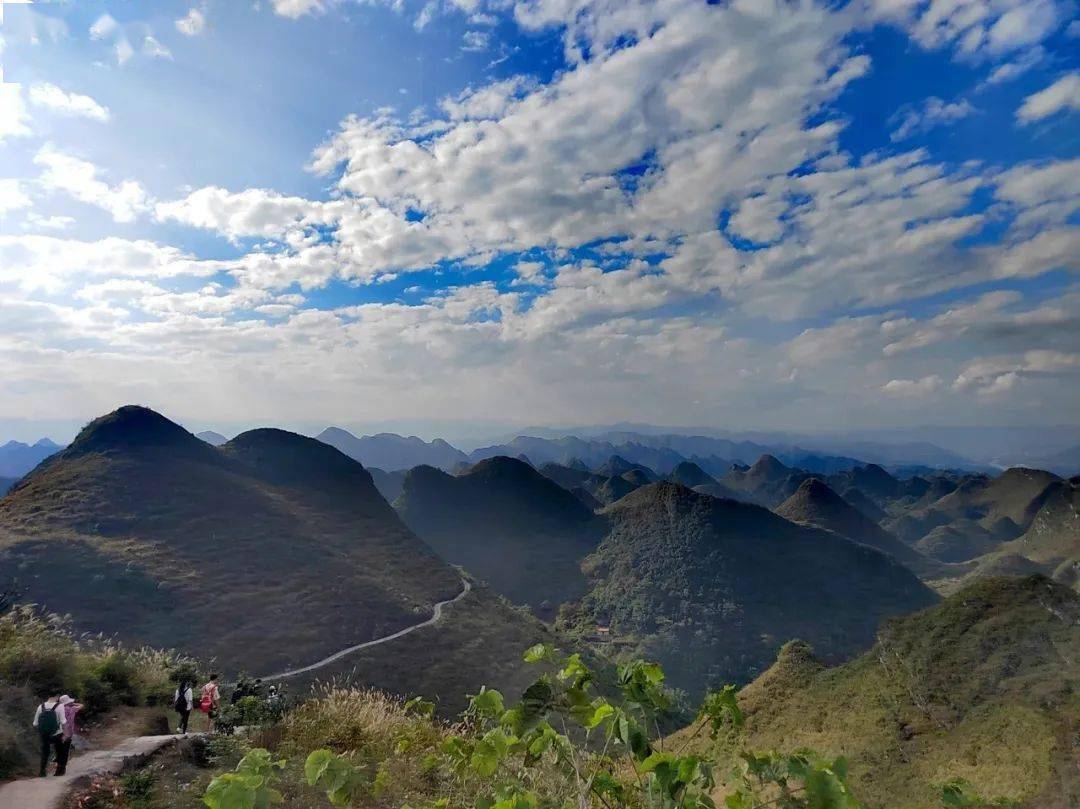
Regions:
[[200, 674, 221, 730], [173, 680, 194, 735], [31, 691, 66, 777]]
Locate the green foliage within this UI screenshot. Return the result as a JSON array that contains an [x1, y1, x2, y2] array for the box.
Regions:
[[198, 648, 872, 809], [305, 749, 368, 806], [202, 748, 286, 809], [724, 750, 865, 809]]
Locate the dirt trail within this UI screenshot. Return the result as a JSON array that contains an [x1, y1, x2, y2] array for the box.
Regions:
[[0, 734, 190, 809], [260, 577, 471, 681]]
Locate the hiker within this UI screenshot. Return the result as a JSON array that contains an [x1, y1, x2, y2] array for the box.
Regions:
[[58, 695, 83, 768], [200, 673, 221, 729], [174, 680, 194, 735], [32, 691, 66, 777]]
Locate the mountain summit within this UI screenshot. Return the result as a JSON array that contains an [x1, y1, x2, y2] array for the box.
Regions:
[[0, 405, 462, 675], [776, 478, 941, 576]]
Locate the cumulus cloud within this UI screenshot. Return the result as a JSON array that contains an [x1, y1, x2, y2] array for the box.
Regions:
[[1017, 72, 1080, 123], [34, 147, 150, 223], [28, 83, 110, 122]]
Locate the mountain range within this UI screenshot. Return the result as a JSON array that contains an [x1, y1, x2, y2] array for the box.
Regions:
[[0, 407, 466, 675]]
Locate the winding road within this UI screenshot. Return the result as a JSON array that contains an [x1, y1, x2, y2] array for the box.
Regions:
[[0, 579, 472, 808], [260, 577, 472, 682]]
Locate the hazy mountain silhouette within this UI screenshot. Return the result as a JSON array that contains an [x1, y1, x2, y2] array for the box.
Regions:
[[0, 438, 62, 477], [317, 427, 468, 471], [562, 482, 937, 697], [395, 456, 606, 611], [196, 430, 229, 446], [368, 467, 408, 503]]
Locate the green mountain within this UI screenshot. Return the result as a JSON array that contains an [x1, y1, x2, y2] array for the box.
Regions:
[[0, 406, 465, 675], [885, 467, 1060, 559], [395, 456, 606, 611], [698, 575, 1080, 808], [560, 482, 937, 698], [720, 455, 810, 507], [667, 460, 716, 488], [775, 478, 943, 577]]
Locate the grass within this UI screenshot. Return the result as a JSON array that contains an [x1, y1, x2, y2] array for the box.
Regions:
[[679, 575, 1080, 809], [0, 603, 197, 780]]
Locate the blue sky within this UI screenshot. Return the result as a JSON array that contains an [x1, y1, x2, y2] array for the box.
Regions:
[[0, 0, 1077, 441]]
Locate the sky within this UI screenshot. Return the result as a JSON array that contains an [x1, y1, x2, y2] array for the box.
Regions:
[[0, 0, 1078, 443]]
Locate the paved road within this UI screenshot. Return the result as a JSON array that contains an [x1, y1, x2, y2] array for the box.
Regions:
[[260, 577, 472, 682], [0, 734, 192, 809]]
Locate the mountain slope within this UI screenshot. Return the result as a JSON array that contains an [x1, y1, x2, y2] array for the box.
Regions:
[[693, 575, 1080, 808], [396, 456, 606, 611], [0, 406, 463, 675], [317, 427, 468, 471], [562, 483, 937, 698], [775, 478, 943, 577]]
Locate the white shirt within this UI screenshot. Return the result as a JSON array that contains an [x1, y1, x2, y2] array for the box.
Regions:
[[174, 686, 194, 710], [32, 700, 65, 735]]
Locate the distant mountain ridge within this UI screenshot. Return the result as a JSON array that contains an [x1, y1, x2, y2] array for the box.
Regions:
[[0, 437, 62, 477], [318, 427, 469, 471]]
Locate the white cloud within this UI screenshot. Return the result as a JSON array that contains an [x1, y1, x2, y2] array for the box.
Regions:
[[869, 0, 1065, 58], [89, 14, 118, 40], [983, 47, 1044, 84], [462, 30, 491, 51], [155, 186, 339, 241], [142, 35, 172, 60], [271, 0, 331, 18], [25, 214, 76, 231], [1017, 72, 1080, 123], [28, 83, 110, 122], [0, 180, 31, 214], [0, 83, 31, 142], [414, 1, 437, 31], [889, 96, 976, 141], [175, 8, 207, 36], [880, 375, 943, 396], [0, 235, 214, 292], [34, 146, 150, 223]]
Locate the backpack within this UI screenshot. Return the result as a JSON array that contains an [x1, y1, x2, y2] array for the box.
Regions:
[[174, 689, 188, 713], [37, 703, 60, 737]]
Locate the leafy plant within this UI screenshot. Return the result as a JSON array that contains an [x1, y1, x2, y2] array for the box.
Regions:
[[202, 748, 286, 809]]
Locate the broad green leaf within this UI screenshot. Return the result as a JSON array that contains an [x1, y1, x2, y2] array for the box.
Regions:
[[304, 749, 333, 786], [471, 687, 505, 718], [523, 643, 554, 663]]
